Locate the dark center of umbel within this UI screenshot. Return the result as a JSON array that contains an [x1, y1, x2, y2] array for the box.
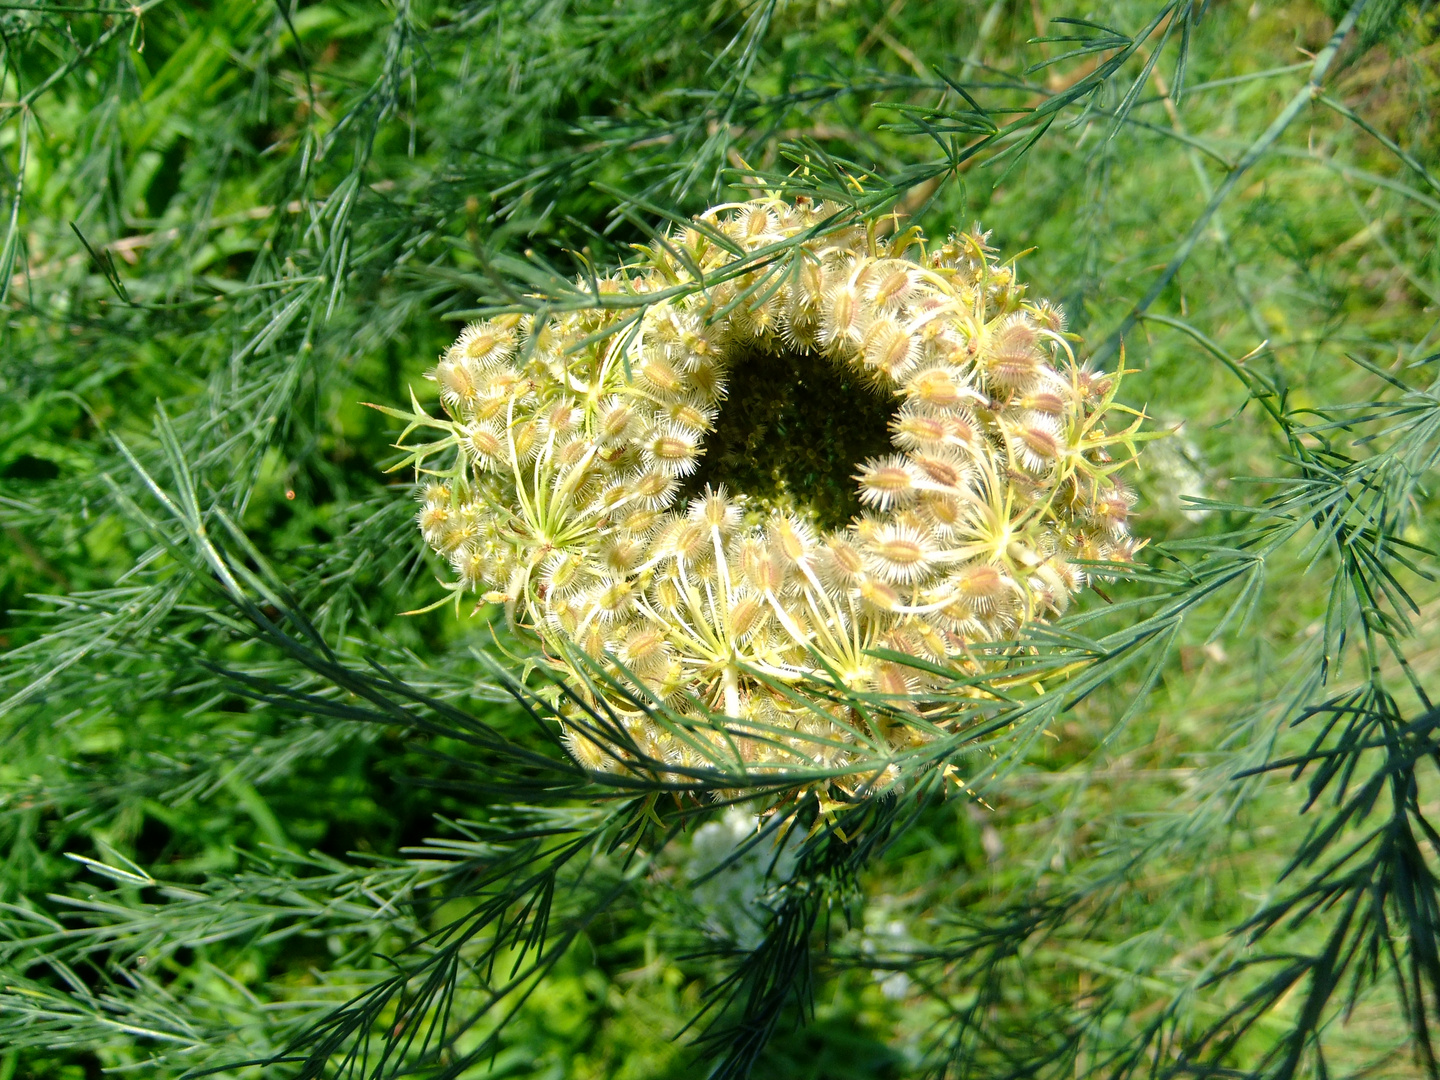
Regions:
[[680, 344, 895, 530]]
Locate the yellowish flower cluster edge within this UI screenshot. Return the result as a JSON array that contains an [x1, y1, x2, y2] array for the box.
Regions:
[[380, 197, 1145, 786]]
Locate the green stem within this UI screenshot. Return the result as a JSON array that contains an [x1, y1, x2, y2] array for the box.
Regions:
[[1093, 0, 1371, 365]]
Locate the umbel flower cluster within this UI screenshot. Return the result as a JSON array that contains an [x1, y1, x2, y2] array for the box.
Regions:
[[387, 197, 1143, 780]]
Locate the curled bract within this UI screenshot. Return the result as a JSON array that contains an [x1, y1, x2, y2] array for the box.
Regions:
[[390, 197, 1144, 783]]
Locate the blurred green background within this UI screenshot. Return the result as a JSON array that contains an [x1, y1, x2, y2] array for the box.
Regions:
[[1, 0, 1438, 1077]]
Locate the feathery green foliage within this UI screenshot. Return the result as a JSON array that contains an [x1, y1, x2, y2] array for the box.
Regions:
[[1, 1, 1438, 1078]]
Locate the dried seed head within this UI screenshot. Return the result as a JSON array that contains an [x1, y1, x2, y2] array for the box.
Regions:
[[910, 451, 971, 491], [1031, 299, 1067, 333], [542, 399, 582, 439], [820, 282, 866, 354], [436, 357, 483, 416], [616, 626, 673, 677], [953, 563, 1013, 614], [587, 577, 638, 623], [1008, 414, 1065, 474], [767, 514, 815, 568], [652, 517, 709, 566], [666, 397, 718, 433], [738, 537, 787, 594], [862, 317, 919, 381], [905, 366, 981, 411], [639, 354, 684, 397], [401, 197, 1144, 784], [542, 551, 589, 597], [817, 534, 866, 589], [455, 321, 516, 367], [1091, 484, 1136, 536], [465, 422, 505, 467], [688, 484, 741, 533], [856, 455, 920, 510], [729, 594, 770, 640], [600, 535, 646, 574], [983, 315, 1044, 391], [642, 423, 702, 477], [627, 468, 679, 509], [867, 261, 918, 310], [863, 523, 938, 584], [856, 575, 901, 613], [891, 406, 980, 453], [418, 500, 452, 547], [1019, 389, 1069, 416]]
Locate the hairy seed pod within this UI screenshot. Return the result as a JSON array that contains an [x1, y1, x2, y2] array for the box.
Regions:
[[855, 456, 921, 510]]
